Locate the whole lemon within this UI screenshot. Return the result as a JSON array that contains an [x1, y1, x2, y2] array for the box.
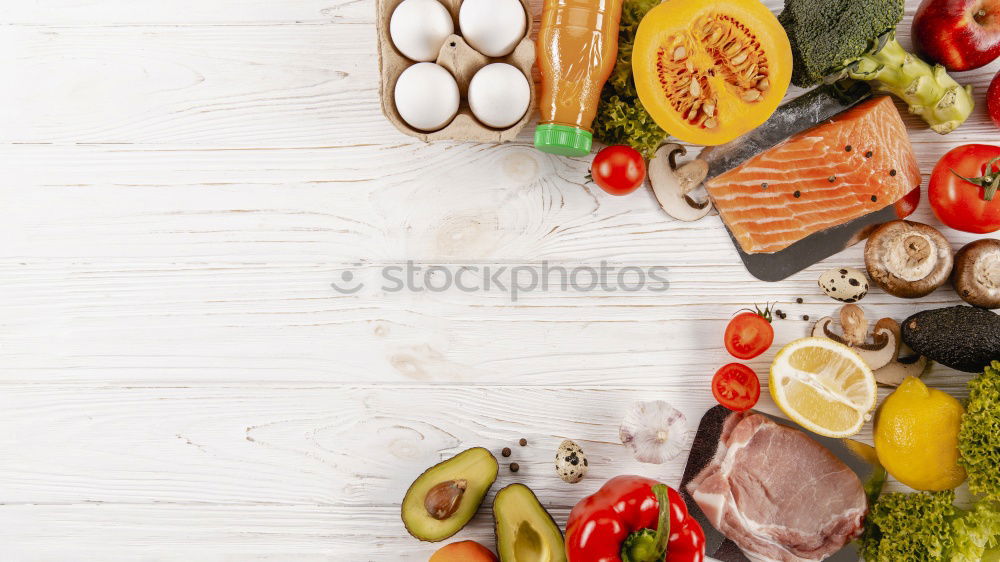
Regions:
[[874, 377, 966, 491]]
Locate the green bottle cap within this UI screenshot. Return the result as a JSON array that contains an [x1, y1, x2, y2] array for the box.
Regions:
[[534, 124, 592, 157]]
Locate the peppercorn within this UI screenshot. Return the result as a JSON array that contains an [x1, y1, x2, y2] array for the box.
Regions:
[[510, 462, 520, 473], [519, 438, 527, 446], [501, 447, 511, 457]]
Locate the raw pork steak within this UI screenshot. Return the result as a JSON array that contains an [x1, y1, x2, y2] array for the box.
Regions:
[[686, 412, 866, 562]]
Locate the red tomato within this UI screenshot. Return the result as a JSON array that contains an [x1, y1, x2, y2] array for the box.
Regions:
[[929, 144, 1000, 233], [590, 145, 646, 195], [712, 363, 761, 412], [724, 308, 774, 360]]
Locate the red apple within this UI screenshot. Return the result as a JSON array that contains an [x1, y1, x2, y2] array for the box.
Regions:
[[987, 71, 1000, 127], [913, 0, 1000, 71]]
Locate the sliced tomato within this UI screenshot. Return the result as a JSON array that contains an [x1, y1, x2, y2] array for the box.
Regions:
[[712, 363, 761, 412], [724, 307, 774, 360]]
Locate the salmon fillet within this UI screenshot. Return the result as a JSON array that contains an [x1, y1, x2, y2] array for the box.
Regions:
[[705, 96, 920, 254]]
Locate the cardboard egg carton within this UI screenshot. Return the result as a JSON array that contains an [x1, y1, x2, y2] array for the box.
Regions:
[[376, 0, 536, 143]]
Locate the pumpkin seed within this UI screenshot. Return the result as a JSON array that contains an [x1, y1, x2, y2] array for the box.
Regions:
[[731, 51, 748, 65], [742, 89, 761, 102], [673, 46, 686, 61], [757, 78, 770, 90], [690, 80, 701, 97], [704, 118, 718, 129], [703, 101, 716, 117]]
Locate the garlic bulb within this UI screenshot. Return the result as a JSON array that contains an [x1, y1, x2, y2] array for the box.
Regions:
[[619, 400, 691, 464]]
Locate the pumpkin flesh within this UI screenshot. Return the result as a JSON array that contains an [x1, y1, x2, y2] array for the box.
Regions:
[[633, 0, 792, 146]]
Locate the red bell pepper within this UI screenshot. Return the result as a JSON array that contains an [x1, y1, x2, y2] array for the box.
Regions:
[[565, 475, 705, 562]]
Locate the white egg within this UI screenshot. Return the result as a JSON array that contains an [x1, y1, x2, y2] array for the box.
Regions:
[[459, 0, 526, 57], [468, 63, 530, 129], [394, 63, 460, 132], [389, 0, 454, 62]]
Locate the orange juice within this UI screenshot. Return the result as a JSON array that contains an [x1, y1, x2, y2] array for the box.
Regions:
[[534, 0, 623, 156]]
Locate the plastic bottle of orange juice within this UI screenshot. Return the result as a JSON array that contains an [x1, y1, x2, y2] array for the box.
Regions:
[[534, 0, 623, 157]]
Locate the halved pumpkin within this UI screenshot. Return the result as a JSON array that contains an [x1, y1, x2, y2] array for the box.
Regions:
[[632, 0, 792, 146]]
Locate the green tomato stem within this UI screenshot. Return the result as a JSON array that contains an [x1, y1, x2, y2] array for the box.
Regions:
[[951, 156, 1000, 202], [847, 33, 974, 134]]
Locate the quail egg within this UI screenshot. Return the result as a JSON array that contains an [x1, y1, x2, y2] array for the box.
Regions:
[[467, 63, 530, 129], [459, 0, 526, 57], [819, 267, 869, 303], [394, 62, 459, 132], [389, 0, 454, 62], [554, 439, 587, 483]]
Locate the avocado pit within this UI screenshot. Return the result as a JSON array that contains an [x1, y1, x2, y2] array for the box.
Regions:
[[424, 479, 467, 520]]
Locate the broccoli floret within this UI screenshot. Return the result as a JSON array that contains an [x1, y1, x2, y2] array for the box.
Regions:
[[778, 0, 904, 87], [779, 0, 973, 134], [959, 361, 1000, 503], [861, 490, 1000, 561]]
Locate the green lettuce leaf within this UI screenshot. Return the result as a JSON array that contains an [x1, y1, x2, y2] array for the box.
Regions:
[[959, 360, 1000, 503], [591, 0, 666, 158], [950, 502, 1000, 562]]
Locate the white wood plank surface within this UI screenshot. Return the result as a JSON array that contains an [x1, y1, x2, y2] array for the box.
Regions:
[[0, 0, 994, 559]]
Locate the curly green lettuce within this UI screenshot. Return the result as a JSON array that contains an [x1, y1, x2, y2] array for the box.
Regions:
[[861, 490, 1000, 561], [861, 491, 956, 562], [591, 0, 666, 158], [951, 502, 1000, 562], [959, 360, 1000, 503]]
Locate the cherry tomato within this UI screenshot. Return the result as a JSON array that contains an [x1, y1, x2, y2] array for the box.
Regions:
[[590, 145, 646, 195], [724, 306, 774, 360], [928, 144, 1000, 233], [712, 363, 761, 412], [894, 186, 921, 219]]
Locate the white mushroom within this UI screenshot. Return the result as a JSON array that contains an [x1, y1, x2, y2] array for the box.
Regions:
[[865, 220, 953, 298], [619, 400, 691, 464], [649, 143, 712, 222], [871, 319, 929, 386], [811, 304, 896, 370], [952, 239, 1000, 309]]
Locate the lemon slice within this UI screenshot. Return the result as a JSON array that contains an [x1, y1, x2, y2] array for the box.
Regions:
[[770, 337, 877, 438]]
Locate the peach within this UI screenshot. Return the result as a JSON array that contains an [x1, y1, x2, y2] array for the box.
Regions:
[[428, 540, 498, 562]]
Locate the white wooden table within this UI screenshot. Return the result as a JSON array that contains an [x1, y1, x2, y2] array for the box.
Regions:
[[1, 1, 992, 559]]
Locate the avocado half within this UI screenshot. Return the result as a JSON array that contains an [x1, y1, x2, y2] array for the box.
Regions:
[[902, 306, 1000, 373], [401, 447, 499, 542], [493, 484, 566, 562]]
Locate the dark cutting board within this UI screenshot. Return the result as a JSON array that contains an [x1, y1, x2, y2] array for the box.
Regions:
[[679, 405, 877, 561]]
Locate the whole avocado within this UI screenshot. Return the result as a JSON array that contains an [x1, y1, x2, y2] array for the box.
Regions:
[[902, 306, 1000, 373]]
